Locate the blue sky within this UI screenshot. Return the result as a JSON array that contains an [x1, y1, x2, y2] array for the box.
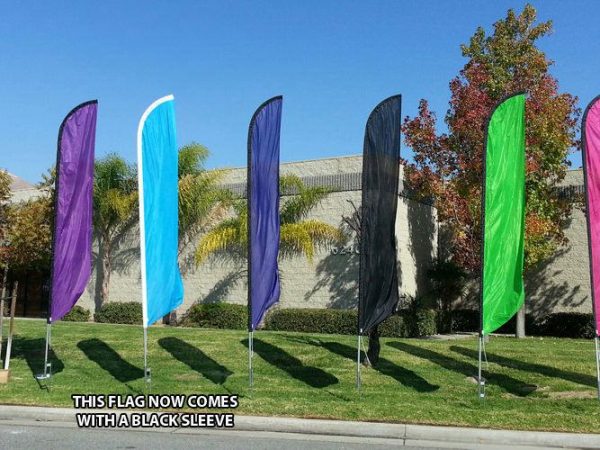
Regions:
[[0, 0, 597, 182]]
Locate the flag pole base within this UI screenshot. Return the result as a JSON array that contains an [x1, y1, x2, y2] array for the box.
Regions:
[[3, 282, 18, 373], [595, 336, 600, 401], [0, 265, 8, 366], [477, 333, 485, 399], [356, 332, 362, 392], [143, 326, 151, 391], [35, 322, 52, 381], [0, 302, 4, 366], [144, 368, 152, 390], [249, 331, 254, 388]]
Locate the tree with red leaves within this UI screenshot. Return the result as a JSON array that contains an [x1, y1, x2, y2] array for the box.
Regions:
[[402, 5, 579, 335], [403, 4, 579, 275]]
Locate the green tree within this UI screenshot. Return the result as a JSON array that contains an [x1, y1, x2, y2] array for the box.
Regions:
[[403, 4, 578, 273], [2, 174, 53, 273], [0, 170, 11, 261], [3, 200, 52, 273], [93, 155, 138, 305], [196, 174, 342, 265], [0, 171, 9, 205], [177, 143, 231, 261], [402, 5, 579, 335]]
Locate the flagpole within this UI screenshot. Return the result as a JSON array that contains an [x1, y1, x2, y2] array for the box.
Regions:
[[137, 98, 166, 391], [143, 326, 150, 388], [477, 94, 492, 399], [356, 332, 362, 391], [3, 281, 18, 371], [36, 98, 69, 382], [580, 95, 600, 401], [477, 333, 485, 399], [36, 321, 52, 380], [247, 98, 253, 389], [0, 265, 8, 365], [594, 336, 600, 401], [138, 102, 149, 390], [248, 331, 253, 387]]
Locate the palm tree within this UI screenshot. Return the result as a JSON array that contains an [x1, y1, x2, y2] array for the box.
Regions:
[[177, 143, 231, 260], [93, 154, 137, 307], [196, 174, 342, 265], [93, 144, 228, 307]]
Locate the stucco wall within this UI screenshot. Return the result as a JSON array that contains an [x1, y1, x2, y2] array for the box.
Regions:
[[454, 169, 591, 318], [8, 162, 591, 320], [78, 155, 439, 316], [525, 169, 590, 316]]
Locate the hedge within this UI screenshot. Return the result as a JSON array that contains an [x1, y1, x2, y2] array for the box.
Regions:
[[62, 305, 91, 322], [91, 301, 592, 338], [182, 303, 438, 338], [94, 302, 142, 325], [446, 309, 595, 339], [182, 303, 247, 330], [446, 309, 479, 333], [264, 309, 356, 335], [267, 308, 438, 337], [409, 308, 438, 337], [536, 313, 595, 339]]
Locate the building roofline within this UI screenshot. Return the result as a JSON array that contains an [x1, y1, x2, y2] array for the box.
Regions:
[[217, 153, 364, 172]]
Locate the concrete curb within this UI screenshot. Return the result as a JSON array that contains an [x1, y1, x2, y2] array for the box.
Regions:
[[0, 405, 599, 448]]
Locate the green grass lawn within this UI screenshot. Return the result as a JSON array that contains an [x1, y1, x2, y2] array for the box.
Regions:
[[1, 318, 599, 433]]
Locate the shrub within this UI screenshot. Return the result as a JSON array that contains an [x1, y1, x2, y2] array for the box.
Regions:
[[535, 313, 595, 339], [496, 314, 538, 335], [180, 303, 438, 337], [408, 308, 438, 337], [378, 315, 408, 338], [428, 260, 467, 333], [62, 305, 90, 322], [446, 309, 536, 334], [264, 308, 435, 338], [183, 303, 247, 330], [447, 309, 479, 333], [442, 309, 595, 339], [94, 302, 142, 325], [265, 309, 356, 335]]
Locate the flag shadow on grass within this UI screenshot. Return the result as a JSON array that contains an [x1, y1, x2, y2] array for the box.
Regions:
[[450, 345, 598, 388], [241, 338, 339, 388], [388, 341, 533, 397], [301, 338, 439, 393], [78, 338, 143, 384], [158, 337, 233, 386], [10, 337, 64, 384]]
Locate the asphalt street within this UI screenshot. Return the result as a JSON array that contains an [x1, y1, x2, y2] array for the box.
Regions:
[[0, 420, 558, 450]]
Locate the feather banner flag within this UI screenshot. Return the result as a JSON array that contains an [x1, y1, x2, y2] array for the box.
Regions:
[[582, 95, 600, 337], [247, 96, 282, 331], [137, 95, 184, 328], [358, 95, 402, 335], [50, 100, 97, 322], [481, 93, 526, 335]]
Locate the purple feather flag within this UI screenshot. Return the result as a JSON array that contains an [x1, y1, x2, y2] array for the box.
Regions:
[[248, 96, 282, 331], [50, 101, 97, 322]]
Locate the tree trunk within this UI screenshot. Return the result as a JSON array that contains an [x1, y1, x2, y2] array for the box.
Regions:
[[101, 235, 111, 305], [515, 305, 526, 338], [366, 325, 381, 366]]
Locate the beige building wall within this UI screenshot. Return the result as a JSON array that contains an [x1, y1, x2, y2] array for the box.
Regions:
[[525, 169, 590, 317], [77, 155, 439, 316], [454, 169, 592, 318], [7, 163, 592, 320]]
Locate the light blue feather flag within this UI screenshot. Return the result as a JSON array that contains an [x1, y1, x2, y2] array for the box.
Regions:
[[137, 95, 184, 327]]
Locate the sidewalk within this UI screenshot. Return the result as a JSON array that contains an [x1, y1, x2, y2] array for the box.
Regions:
[[0, 405, 599, 449]]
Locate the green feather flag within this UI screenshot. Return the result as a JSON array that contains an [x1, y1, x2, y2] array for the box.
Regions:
[[481, 93, 526, 335]]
